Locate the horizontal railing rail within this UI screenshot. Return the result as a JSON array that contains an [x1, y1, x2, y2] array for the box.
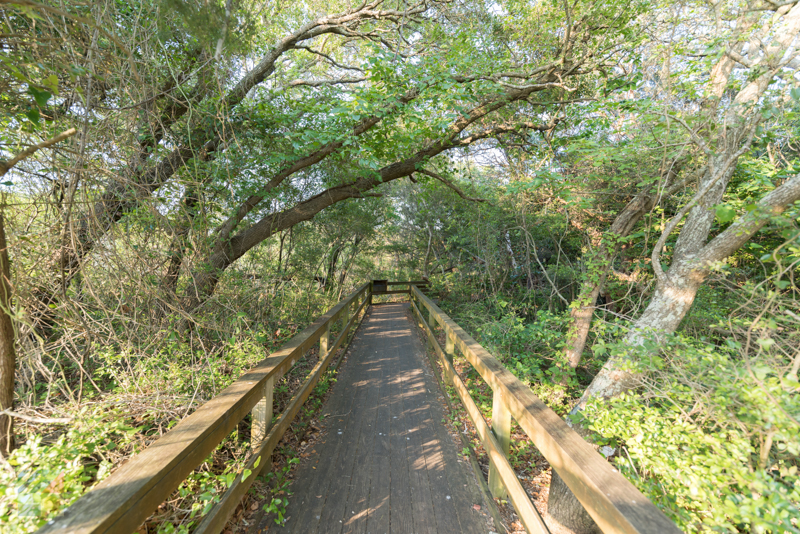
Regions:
[[408, 285, 681, 534], [370, 279, 430, 297], [39, 283, 370, 534]]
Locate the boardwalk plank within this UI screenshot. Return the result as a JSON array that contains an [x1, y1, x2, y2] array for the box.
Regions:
[[403, 360, 437, 533], [423, 354, 487, 534], [341, 347, 381, 534], [317, 358, 373, 533], [280, 356, 361, 534], [366, 357, 391, 534], [267, 304, 486, 534], [386, 333, 414, 534]]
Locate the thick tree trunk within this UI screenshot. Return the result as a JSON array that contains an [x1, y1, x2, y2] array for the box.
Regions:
[[547, 470, 601, 534], [565, 273, 609, 368], [573, 261, 703, 407], [0, 211, 16, 456], [324, 246, 342, 292], [572, 158, 731, 409]]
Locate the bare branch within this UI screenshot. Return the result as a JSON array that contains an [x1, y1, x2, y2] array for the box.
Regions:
[[415, 169, 488, 203], [0, 409, 72, 424], [0, 128, 77, 177]]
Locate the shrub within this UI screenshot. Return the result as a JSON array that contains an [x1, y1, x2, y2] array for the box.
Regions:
[[0, 409, 137, 534], [578, 334, 800, 533]]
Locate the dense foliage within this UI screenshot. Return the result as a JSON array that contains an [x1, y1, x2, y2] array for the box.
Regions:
[[1, 0, 799, 532]]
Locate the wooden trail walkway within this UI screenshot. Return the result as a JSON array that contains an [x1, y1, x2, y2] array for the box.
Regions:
[[41, 281, 681, 534], [261, 303, 489, 534]]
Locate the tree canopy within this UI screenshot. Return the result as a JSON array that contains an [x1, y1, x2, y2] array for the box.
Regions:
[[1, 0, 799, 532]]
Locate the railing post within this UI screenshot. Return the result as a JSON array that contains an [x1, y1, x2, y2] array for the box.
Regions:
[[320, 322, 330, 360], [251, 375, 275, 461], [347, 299, 354, 334], [414, 291, 424, 331], [444, 330, 455, 384], [368, 280, 373, 306], [488, 387, 512, 499], [426, 306, 435, 351]]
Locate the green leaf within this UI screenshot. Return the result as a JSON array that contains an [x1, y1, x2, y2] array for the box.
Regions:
[[242, 468, 252, 482], [25, 107, 40, 124], [43, 74, 59, 94], [27, 86, 52, 108], [751, 363, 771, 378], [715, 204, 736, 224]]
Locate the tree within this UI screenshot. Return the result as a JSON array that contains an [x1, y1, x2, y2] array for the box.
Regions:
[[575, 0, 800, 408]]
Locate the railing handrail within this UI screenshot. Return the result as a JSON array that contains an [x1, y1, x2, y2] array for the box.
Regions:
[[409, 285, 681, 534], [38, 282, 370, 534], [37, 280, 680, 534]]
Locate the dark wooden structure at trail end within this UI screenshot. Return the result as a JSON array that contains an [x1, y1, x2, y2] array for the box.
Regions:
[[39, 281, 682, 534]]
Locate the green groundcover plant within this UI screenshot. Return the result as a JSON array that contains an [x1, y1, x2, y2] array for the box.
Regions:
[[578, 334, 800, 533]]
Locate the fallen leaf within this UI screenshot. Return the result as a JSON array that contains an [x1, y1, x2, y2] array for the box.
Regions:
[[472, 504, 481, 511], [45, 472, 66, 494]]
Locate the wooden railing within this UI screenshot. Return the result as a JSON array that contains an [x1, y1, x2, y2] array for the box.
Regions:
[[40, 280, 680, 534], [38, 283, 370, 534], [408, 285, 681, 534], [369, 279, 430, 297]]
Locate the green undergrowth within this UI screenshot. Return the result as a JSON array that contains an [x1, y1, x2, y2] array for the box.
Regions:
[[432, 281, 799, 533], [0, 407, 137, 533], [577, 333, 800, 533], [2, 293, 345, 534], [437, 292, 610, 413]]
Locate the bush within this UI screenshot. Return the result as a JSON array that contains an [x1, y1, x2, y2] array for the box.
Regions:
[[0, 409, 137, 534], [578, 334, 800, 533]]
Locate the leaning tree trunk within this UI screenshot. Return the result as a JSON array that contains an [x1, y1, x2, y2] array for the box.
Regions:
[[572, 163, 800, 412], [565, 252, 613, 368], [0, 210, 16, 456], [564, 159, 690, 368], [573, 259, 703, 408]]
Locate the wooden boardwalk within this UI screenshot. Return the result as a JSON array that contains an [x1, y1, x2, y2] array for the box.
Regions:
[[262, 303, 489, 534]]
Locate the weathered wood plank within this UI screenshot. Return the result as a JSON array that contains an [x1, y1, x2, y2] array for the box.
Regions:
[[341, 342, 381, 534], [427, 383, 487, 534], [403, 365, 437, 533], [415, 373, 462, 534], [281, 351, 362, 533], [387, 327, 414, 534], [488, 388, 512, 499], [410, 287, 681, 534], [366, 352, 391, 534], [444, 330, 456, 384], [251, 375, 275, 449], [317, 353, 373, 532]]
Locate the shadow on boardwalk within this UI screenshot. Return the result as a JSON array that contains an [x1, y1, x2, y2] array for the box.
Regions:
[[252, 303, 491, 534]]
